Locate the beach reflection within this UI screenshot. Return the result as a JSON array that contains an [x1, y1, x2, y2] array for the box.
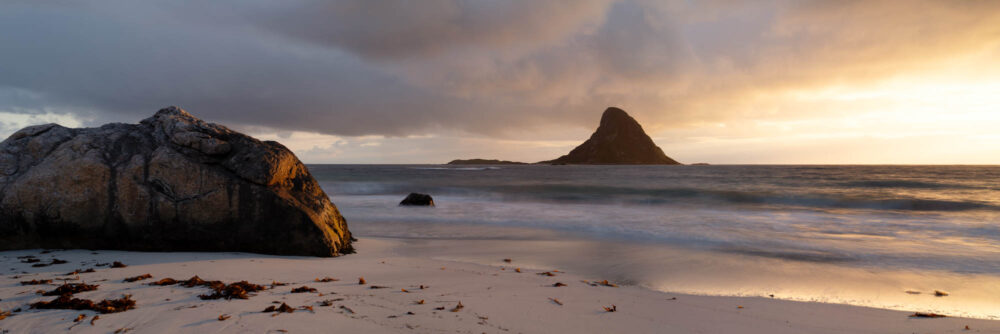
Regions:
[[370, 228, 1000, 320]]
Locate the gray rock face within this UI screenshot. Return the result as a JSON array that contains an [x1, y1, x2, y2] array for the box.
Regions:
[[0, 107, 353, 257], [544, 107, 681, 165]]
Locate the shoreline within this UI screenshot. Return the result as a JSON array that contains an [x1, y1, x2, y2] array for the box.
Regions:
[[348, 224, 1000, 321], [1, 237, 998, 333]]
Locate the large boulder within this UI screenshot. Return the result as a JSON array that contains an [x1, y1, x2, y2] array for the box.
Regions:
[[0, 107, 353, 257]]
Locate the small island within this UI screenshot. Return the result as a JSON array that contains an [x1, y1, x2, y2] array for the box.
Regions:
[[540, 107, 682, 165], [447, 158, 528, 165]]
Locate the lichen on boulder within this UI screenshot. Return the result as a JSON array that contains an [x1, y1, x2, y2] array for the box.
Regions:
[[0, 106, 353, 256]]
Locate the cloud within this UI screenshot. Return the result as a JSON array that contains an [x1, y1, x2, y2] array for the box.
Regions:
[[251, 0, 612, 60], [0, 110, 88, 138], [1, 0, 999, 162]]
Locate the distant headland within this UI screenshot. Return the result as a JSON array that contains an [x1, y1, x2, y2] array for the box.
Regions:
[[447, 158, 528, 165]]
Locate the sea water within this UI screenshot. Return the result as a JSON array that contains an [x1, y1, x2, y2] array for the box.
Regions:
[[310, 164, 1000, 319]]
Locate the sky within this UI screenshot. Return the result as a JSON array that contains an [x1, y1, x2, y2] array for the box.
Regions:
[[2, 0, 999, 164]]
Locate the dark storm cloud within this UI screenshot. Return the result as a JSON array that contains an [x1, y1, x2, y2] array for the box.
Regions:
[[0, 0, 622, 137], [0, 1, 483, 136], [249, 0, 611, 60], [1, 0, 999, 140]]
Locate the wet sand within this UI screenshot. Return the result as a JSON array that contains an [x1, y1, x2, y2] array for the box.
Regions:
[[1, 238, 997, 333]]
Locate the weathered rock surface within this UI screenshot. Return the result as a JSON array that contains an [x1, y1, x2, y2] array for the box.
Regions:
[[446, 159, 527, 165], [0, 107, 353, 256], [543, 107, 681, 165], [399, 193, 434, 206]]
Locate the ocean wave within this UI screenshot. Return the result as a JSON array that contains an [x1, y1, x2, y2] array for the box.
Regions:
[[316, 165, 1000, 214], [329, 182, 997, 213], [332, 182, 1000, 212], [318, 165, 1000, 279], [840, 180, 968, 189], [716, 247, 857, 263], [481, 184, 998, 212]]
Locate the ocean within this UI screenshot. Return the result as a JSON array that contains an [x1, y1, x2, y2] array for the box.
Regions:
[[310, 164, 1000, 319]]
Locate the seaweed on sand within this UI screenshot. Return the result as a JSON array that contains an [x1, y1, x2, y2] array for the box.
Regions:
[[20, 279, 52, 285], [198, 281, 266, 300], [146, 275, 265, 300], [291, 286, 318, 293], [263, 303, 295, 314], [41, 283, 99, 296], [64, 268, 96, 275], [31, 295, 136, 314], [148, 278, 178, 286], [123, 274, 152, 283]]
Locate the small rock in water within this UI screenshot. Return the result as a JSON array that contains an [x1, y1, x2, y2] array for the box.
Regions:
[[911, 312, 947, 318], [399, 193, 434, 206]]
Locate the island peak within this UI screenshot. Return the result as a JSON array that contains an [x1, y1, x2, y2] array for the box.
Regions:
[[543, 107, 681, 165]]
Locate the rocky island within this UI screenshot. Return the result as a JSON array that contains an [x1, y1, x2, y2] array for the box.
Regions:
[[447, 159, 527, 165], [543, 107, 681, 165], [0, 107, 353, 257]]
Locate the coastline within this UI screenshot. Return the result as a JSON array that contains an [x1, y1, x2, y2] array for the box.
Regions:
[[2, 237, 997, 333]]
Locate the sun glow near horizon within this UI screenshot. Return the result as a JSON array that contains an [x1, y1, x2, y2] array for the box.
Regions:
[[647, 56, 1000, 165]]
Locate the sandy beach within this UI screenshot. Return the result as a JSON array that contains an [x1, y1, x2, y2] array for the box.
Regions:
[[4, 1, 1000, 333], [2, 237, 997, 334]]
